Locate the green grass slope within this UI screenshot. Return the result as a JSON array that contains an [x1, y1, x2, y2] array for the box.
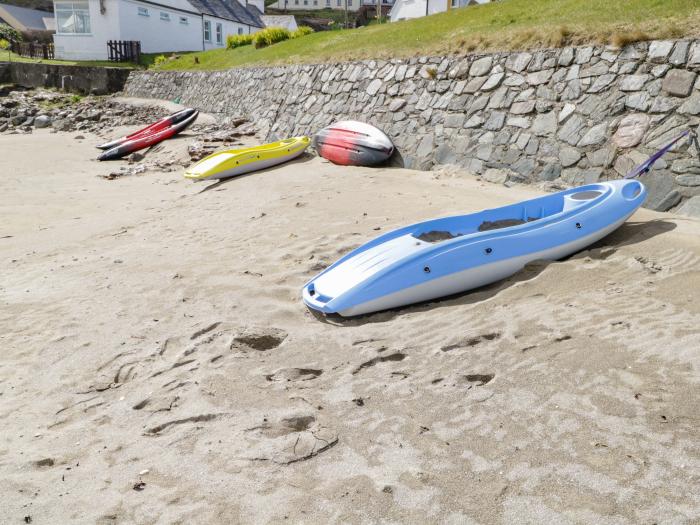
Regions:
[[153, 0, 700, 71]]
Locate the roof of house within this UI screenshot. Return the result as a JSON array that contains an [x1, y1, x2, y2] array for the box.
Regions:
[[260, 14, 297, 31], [186, 0, 263, 28], [0, 2, 54, 31]]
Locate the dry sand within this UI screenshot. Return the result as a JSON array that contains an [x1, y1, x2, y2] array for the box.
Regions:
[[1, 122, 700, 524]]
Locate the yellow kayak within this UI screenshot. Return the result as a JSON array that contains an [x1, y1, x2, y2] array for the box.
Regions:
[[184, 136, 311, 181]]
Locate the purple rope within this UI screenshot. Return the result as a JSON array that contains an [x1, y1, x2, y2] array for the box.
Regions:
[[625, 129, 692, 179]]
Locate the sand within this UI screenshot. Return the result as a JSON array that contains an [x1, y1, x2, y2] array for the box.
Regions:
[[1, 122, 700, 524]]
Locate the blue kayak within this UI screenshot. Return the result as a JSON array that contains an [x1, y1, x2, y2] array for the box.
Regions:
[[302, 179, 647, 317]]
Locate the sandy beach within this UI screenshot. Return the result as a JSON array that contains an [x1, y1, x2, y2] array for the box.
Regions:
[[2, 110, 700, 523]]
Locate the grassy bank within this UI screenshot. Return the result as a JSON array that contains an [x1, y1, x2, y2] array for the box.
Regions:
[[153, 0, 700, 71]]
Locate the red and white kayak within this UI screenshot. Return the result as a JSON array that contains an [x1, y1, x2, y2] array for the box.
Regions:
[[313, 120, 394, 166], [98, 110, 199, 161], [96, 108, 198, 150]]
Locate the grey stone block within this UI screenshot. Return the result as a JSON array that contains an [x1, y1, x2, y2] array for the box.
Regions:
[[470, 57, 493, 77], [531, 111, 557, 136], [483, 111, 506, 131], [676, 175, 700, 186], [670, 41, 690, 66], [559, 146, 582, 167], [648, 41, 674, 63], [526, 69, 554, 86], [676, 196, 700, 217], [505, 52, 532, 73], [538, 162, 561, 181], [662, 69, 697, 97], [619, 74, 649, 91]]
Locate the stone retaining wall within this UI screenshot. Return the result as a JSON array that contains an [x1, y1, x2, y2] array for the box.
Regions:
[[8, 62, 132, 95], [124, 40, 700, 214]]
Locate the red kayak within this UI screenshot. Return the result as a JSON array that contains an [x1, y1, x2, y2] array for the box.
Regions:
[[313, 120, 394, 166], [96, 108, 198, 150], [98, 110, 199, 161]]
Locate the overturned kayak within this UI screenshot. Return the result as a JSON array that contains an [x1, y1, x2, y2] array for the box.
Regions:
[[313, 121, 394, 166], [302, 179, 647, 317], [184, 136, 310, 181], [98, 110, 199, 161], [96, 108, 198, 150]]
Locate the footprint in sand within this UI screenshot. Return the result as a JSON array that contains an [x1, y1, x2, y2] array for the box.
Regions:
[[231, 327, 288, 352], [244, 411, 338, 464], [353, 352, 406, 375], [441, 332, 501, 352], [266, 368, 323, 382]]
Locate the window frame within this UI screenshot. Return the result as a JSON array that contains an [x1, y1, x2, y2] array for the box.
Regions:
[[55, 1, 92, 34], [203, 19, 211, 42], [215, 22, 223, 45], [180, 16, 188, 24], [137, 6, 149, 16], [160, 11, 170, 21]]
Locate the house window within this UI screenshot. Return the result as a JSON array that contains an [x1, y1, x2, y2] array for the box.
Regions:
[[238, 27, 244, 35], [160, 11, 170, 20], [216, 23, 223, 44], [303, 0, 307, 4], [180, 16, 188, 24], [313, 0, 317, 4], [137, 6, 149, 16], [337, 0, 341, 5], [294, 0, 298, 4], [55, 1, 91, 33], [348, 0, 351, 5], [203, 20, 211, 42], [325, 0, 330, 5]]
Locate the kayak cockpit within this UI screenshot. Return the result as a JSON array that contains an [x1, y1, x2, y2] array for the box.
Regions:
[[411, 185, 609, 244]]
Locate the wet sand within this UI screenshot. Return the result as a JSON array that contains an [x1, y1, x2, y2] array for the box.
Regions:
[[1, 125, 700, 524]]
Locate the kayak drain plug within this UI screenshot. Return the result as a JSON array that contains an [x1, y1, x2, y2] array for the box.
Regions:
[[423, 266, 431, 273], [576, 223, 582, 229], [485, 248, 493, 254]]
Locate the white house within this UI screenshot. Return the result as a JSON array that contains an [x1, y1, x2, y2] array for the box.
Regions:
[[267, 0, 363, 13], [53, 0, 265, 60], [259, 14, 297, 31], [389, 0, 488, 22]]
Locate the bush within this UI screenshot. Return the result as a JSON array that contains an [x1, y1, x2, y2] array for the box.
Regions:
[[0, 38, 9, 50], [0, 23, 21, 43], [252, 27, 290, 49], [291, 26, 314, 39], [227, 33, 254, 49], [154, 54, 168, 66]]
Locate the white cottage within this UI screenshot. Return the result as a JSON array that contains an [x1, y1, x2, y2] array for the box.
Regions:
[[53, 0, 265, 60], [389, 0, 487, 22]]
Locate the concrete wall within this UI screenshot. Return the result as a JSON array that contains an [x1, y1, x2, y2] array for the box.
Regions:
[[124, 39, 700, 213], [9, 62, 132, 94], [0, 62, 10, 84]]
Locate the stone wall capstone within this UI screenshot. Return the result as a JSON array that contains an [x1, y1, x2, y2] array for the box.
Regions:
[[124, 40, 700, 213]]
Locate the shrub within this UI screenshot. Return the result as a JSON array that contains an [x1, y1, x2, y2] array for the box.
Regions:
[[252, 27, 290, 49], [291, 26, 314, 39], [227, 33, 254, 49], [0, 38, 9, 50], [154, 54, 168, 66], [0, 23, 21, 43]]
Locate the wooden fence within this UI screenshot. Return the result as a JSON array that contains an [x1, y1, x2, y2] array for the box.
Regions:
[[107, 40, 141, 64], [9, 41, 55, 60]]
